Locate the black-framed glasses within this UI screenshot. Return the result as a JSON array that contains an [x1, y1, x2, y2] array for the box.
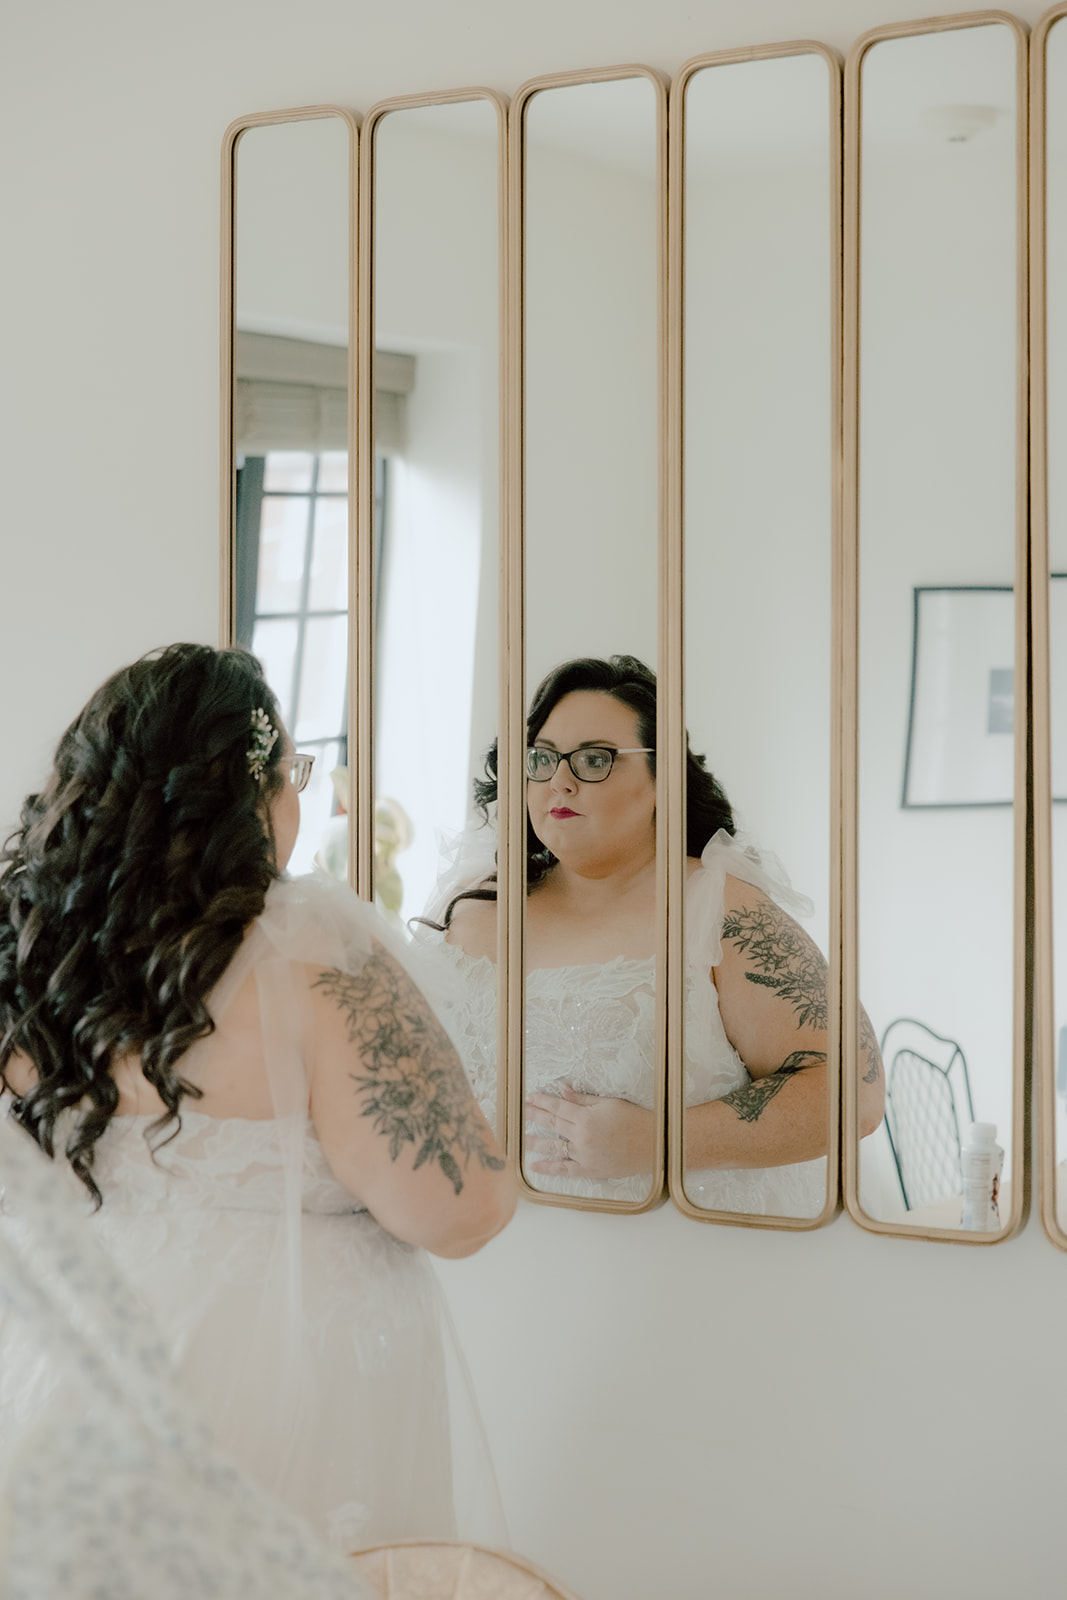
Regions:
[[279, 753, 316, 792], [526, 746, 654, 783]]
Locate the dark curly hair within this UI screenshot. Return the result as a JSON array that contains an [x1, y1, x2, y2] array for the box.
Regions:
[[0, 644, 286, 1203], [436, 654, 735, 927]]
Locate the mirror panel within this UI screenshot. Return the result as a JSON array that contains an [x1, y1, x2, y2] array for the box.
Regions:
[[364, 96, 504, 922], [673, 47, 840, 1226], [846, 18, 1027, 1240], [516, 70, 665, 1209], [361, 94, 507, 1138], [1036, 4, 1067, 1245], [227, 111, 356, 877]]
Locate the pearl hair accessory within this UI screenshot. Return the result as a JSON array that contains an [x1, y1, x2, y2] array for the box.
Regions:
[[246, 707, 278, 780]]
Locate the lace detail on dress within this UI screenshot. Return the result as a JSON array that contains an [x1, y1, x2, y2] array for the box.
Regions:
[[89, 1111, 367, 1216], [6, 1107, 455, 1549], [0, 1118, 375, 1600], [424, 831, 827, 1216], [425, 947, 500, 1131]]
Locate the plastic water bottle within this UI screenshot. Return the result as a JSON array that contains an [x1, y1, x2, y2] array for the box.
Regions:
[[959, 1122, 1004, 1231]]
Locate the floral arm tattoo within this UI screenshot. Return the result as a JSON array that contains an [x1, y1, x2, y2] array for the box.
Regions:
[[719, 1049, 827, 1124], [717, 897, 831, 1125], [313, 944, 505, 1196], [721, 898, 830, 1030], [718, 898, 882, 1123], [859, 1007, 882, 1085]]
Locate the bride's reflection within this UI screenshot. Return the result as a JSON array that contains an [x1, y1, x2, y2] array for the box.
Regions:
[[422, 655, 883, 1208]]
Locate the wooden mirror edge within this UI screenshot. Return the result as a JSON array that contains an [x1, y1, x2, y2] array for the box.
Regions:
[[1031, 5, 1067, 1249]]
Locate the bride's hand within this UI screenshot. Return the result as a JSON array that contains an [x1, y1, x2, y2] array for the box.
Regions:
[[524, 1085, 655, 1179]]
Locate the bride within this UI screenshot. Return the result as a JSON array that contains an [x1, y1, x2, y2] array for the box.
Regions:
[[424, 654, 884, 1213], [0, 643, 515, 1552]]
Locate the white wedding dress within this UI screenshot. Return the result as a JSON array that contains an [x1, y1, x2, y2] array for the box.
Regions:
[[0, 873, 500, 1558], [422, 830, 826, 1216], [0, 1114, 374, 1599]]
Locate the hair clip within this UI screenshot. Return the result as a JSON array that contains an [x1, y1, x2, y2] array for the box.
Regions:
[[247, 707, 278, 780]]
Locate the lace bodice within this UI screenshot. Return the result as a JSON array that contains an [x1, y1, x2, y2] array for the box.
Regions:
[[87, 1111, 366, 1217], [432, 943, 752, 1204], [423, 831, 826, 1215]]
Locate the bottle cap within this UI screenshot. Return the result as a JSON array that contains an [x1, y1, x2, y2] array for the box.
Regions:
[[968, 1122, 997, 1146]]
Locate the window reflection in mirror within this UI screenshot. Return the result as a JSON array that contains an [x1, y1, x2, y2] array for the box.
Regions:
[[678, 50, 839, 1222], [854, 23, 1023, 1234], [232, 116, 352, 877], [368, 99, 502, 936], [518, 74, 663, 1207]]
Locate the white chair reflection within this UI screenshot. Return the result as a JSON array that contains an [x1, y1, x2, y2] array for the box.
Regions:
[[879, 1018, 975, 1212], [350, 1541, 582, 1599]]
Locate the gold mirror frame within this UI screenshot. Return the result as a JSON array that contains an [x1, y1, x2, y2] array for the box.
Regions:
[[357, 86, 510, 1148], [219, 104, 360, 869], [841, 12, 1031, 1244], [1032, 2, 1066, 1250], [507, 65, 669, 1212], [666, 41, 844, 1230], [219, 16, 1046, 1241]]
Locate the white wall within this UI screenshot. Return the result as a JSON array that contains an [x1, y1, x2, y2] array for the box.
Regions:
[[372, 110, 501, 922], [235, 115, 350, 342], [857, 43, 1020, 1172], [524, 80, 660, 684], [2, 5, 1065, 1600], [681, 54, 834, 954]]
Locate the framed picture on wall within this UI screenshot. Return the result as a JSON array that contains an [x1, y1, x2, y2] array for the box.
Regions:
[[902, 578, 1067, 807], [902, 584, 1015, 808]]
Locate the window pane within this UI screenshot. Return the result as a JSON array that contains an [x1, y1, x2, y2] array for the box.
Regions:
[[251, 617, 299, 726], [263, 451, 314, 492], [255, 496, 311, 614], [317, 451, 349, 493], [307, 496, 348, 611], [294, 615, 348, 742], [289, 739, 345, 878]]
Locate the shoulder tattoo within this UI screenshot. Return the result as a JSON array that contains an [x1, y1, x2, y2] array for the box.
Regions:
[[313, 945, 505, 1195], [721, 898, 828, 1031], [859, 1008, 882, 1085], [720, 1049, 826, 1124]]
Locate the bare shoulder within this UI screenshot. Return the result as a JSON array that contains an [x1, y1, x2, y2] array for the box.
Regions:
[[721, 872, 773, 913], [443, 893, 498, 961], [719, 872, 817, 939], [2, 1050, 36, 1096]]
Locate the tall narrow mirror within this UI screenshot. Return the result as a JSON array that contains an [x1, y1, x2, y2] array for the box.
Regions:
[[1035, 3, 1067, 1247], [845, 18, 1028, 1241], [361, 93, 507, 1130], [672, 45, 842, 1228], [224, 110, 357, 877], [514, 69, 666, 1210]]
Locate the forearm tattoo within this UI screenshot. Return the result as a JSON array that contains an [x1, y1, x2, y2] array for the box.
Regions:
[[313, 945, 505, 1195], [721, 900, 829, 1030], [720, 1049, 827, 1125], [859, 1008, 882, 1085]]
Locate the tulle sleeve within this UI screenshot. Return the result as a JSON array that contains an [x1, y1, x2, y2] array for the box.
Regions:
[[418, 819, 500, 929], [685, 827, 814, 975], [687, 825, 812, 972]]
